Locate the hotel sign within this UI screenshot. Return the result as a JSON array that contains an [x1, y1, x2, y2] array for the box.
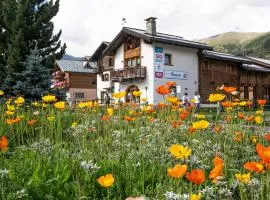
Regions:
[[164, 70, 188, 80], [154, 47, 164, 78]]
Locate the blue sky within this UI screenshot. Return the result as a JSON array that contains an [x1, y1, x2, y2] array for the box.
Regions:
[[53, 0, 270, 57]]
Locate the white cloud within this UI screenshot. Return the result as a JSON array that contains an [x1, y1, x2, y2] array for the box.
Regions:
[[53, 0, 270, 56]]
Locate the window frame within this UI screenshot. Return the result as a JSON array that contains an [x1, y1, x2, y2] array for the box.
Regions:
[[164, 53, 172, 66], [74, 92, 85, 99]]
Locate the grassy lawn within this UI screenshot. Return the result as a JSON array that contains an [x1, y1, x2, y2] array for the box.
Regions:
[[0, 95, 270, 200]]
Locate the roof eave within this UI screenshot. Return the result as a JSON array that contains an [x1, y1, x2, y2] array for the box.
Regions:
[[152, 38, 213, 50]]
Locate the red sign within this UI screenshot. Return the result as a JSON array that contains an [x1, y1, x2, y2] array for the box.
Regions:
[[155, 72, 163, 78]]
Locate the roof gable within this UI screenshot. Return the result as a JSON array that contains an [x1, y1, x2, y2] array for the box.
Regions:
[[103, 27, 212, 55], [90, 41, 110, 61]]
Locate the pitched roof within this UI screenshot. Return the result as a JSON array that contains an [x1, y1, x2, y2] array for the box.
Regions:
[[242, 63, 270, 72], [247, 57, 270, 68], [202, 50, 251, 63], [56, 60, 97, 73], [103, 27, 212, 55], [90, 41, 110, 61]]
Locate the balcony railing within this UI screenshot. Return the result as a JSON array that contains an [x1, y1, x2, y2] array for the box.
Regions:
[[111, 67, 146, 82]]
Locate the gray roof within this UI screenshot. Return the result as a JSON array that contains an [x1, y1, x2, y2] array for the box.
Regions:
[[202, 50, 251, 63], [242, 64, 270, 72], [247, 57, 270, 66], [56, 60, 97, 73], [104, 27, 212, 55]]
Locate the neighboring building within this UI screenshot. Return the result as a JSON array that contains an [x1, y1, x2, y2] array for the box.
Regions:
[[92, 17, 270, 104], [199, 51, 270, 102], [54, 58, 97, 102]]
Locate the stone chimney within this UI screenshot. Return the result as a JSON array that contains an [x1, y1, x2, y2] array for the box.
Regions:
[[145, 17, 157, 35]]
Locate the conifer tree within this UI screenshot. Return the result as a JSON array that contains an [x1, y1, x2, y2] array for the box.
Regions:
[[14, 44, 52, 100], [0, 0, 66, 94]]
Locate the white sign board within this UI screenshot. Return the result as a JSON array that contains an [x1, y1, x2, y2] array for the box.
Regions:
[[164, 70, 188, 80]]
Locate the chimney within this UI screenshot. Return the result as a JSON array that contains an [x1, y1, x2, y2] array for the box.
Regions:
[[145, 17, 157, 35]]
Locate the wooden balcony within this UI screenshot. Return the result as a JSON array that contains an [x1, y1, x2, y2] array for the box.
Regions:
[[111, 67, 146, 82]]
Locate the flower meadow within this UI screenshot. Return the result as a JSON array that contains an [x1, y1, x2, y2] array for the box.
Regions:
[[0, 84, 270, 200]]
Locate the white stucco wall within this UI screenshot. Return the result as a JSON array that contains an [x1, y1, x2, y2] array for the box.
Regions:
[[152, 43, 199, 104], [96, 72, 112, 100], [114, 44, 124, 70], [98, 39, 199, 105], [114, 40, 154, 103]]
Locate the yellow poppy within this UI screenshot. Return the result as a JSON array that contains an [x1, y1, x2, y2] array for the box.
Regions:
[[54, 101, 65, 109], [235, 173, 250, 184], [15, 96, 25, 105], [208, 94, 225, 102], [168, 144, 192, 159], [97, 174, 115, 188], [192, 120, 209, 130]]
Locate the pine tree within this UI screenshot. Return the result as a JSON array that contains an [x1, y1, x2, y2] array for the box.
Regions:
[[14, 45, 52, 100], [1, 0, 66, 94]]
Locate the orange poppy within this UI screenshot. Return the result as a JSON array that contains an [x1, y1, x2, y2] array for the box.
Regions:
[[264, 133, 270, 141], [256, 144, 270, 164], [221, 101, 233, 108], [156, 85, 170, 95], [213, 125, 222, 133], [180, 110, 189, 120], [124, 116, 136, 122], [188, 127, 196, 134], [167, 164, 187, 179], [101, 115, 110, 121], [171, 121, 182, 128], [237, 112, 245, 119], [186, 169, 205, 185], [27, 119, 37, 125], [6, 117, 22, 125], [149, 118, 155, 123], [246, 115, 254, 122], [243, 162, 264, 173], [0, 136, 9, 152], [209, 156, 224, 181], [223, 86, 237, 93], [234, 131, 243, 142], [257, 99, 267, 106], [166, 81, 177, 88], [156, 103, 166, 109]]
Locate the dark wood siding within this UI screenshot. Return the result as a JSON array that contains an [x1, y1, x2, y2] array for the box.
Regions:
[[69, 73, 96, 89], [199, 57, 270, 102]]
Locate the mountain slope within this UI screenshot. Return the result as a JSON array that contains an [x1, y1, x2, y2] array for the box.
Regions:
[[200, 32, 270, 58], [200, 32, 264, 46]]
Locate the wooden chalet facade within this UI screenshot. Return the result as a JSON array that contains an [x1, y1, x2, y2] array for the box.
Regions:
[[54, 59, 97, 102], [199, 51, 270, 102]]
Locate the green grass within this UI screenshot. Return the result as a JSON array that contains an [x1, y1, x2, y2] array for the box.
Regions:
[[0, 100, 270, 200]]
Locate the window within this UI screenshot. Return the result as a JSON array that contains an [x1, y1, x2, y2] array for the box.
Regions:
[[109, 58, 114, 67], [75, 92, 84, 99], [125, 57, 141, 68], [101, 74, 109, 81], [165, 54, 172, 65], [105, 74, 109, 81]]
